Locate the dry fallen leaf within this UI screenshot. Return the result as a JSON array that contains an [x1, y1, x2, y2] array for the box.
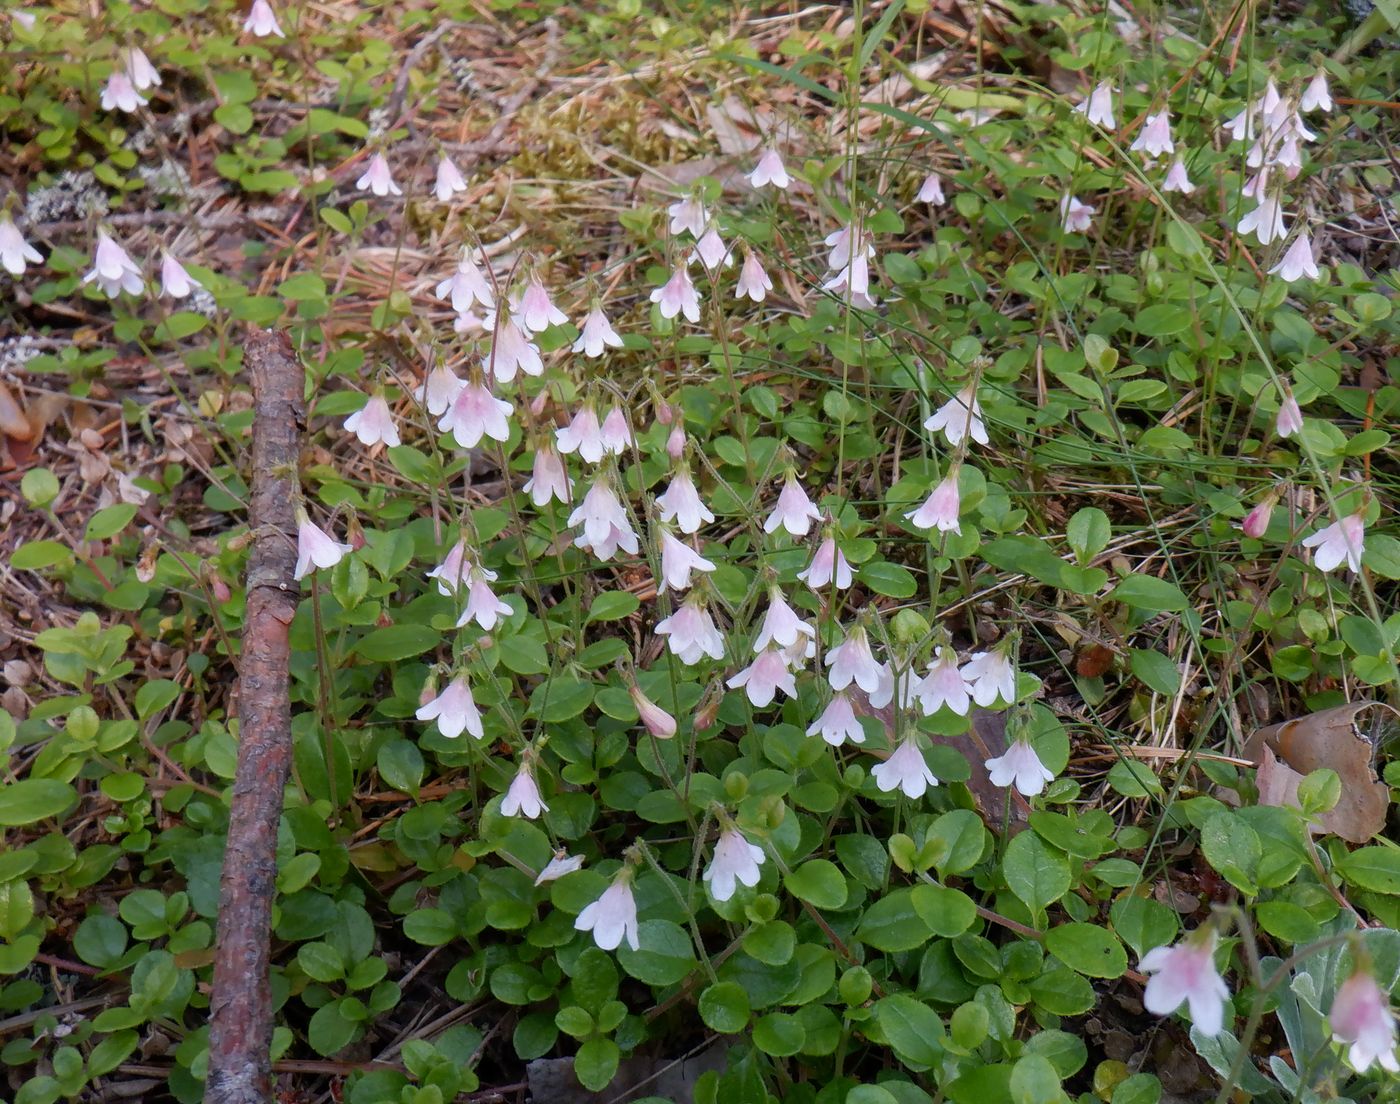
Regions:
[[0, 380, 31, 439], [1243, 702, 1393, 844]]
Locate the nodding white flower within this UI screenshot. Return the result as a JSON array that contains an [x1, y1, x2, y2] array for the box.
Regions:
[[917, 171, 947, 206], [416, 364, 465, 416], [1237, 196, 1287, 245], [415, 676, 484, 740], [1260, 78, 1282, 118], [125, 47, 161, 91], [1276, 394, 1304, 442], [1301, 511, 1366, 574], [1059, 194, 1096, 233], [705, 827, 765, 901], [1131, 112, 1174, 159], [1222, 105, 1255, 143], [962, 648, 1017, 707], [535, 849, 585, 886], [807, 692, 865, 746], [666, 422, 687, 460], [523, 445, 573, 506], [727, 647, 798, 707], [798, 537, 853, 591], [426, 539, 494, 596], [1140, 929, 1230, 1036], [455, 568, 514, 631], [100, 70, 146, 113], [356, 152, 401, 197], [826, 627, 884, 694], [1269, 232, 1320, 283], [452, 311, 486, 335], [914, 647, 971, 717], [484, 312, 542, 381], [822, 252, 875, 306], [82, 231, 143, 298], [924, 384, 989, 448], [1300, 70, 1333, 114], [650, 265, 701, 323], [667, 195, 708, 238], [764, 473, 821, 537], [781, 634, 816, 668], [658, 531, 716, 594], [433, 155, 468, 202], [556, 405, 606, 464], [244, 0, 285, 36], [753, 591, 816, 654], [344, 392, 401, 448], [568, 478, 640, 561], [573, 305, 623, 357], [436, 252, 495, 314], [599, 406, 633, 456], [501, 759, 548, 819], [735, 250, 773, 302], [1242, 167, 1270, 200], [905, 473, 962, 534], [690, 226, 733, 271], [439, 381, 512, 449], [575, 874, 640, 952], [517, 278, 568, 334], [985, 738, 1055, 796], [748, 148, 790, 190], [0, 217, 42, 276], [1329, 968, 1398, 1073], [630, 685, 677, 738], [1072, 80, 1117, 129], [1288, 110, 1317, 145], [1222, 80, 1283, 144], [1269, 135, 1304, 177], [1162, 158, 1196, 195], [867, 662, 918, 712], [824, 223, 874, 272], [294, 516, 351, 580], [158, 253, 200, 300], [655, 596, 726, 665], [823, 223, 876, 303], [656, 468, 714, 534], [872, 738, 939, 799]]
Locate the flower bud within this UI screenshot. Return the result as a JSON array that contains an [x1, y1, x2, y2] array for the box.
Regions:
[[666, 423, 686, 460], [693, 680, 723, 731], [210, 573, 231, 603], [1241, 493, 1278, 539], [629, 684, 677, 738]]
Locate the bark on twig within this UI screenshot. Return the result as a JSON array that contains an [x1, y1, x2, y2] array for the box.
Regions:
[[205, 330, 304, 1104]]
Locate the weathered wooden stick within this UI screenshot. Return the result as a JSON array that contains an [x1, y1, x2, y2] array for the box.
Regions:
[[205, 330, 304, 1104]]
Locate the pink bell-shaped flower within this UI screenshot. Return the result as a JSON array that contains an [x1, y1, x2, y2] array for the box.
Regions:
[[344, 392, 401, 448], [1140, 928, 1231, 1036], [293, 515, 351, 580], [704, 827, 765, 901], [985, 738, 1055, 796], [415, 676, 484, 740], [575, 872, 640, 952], [872, 738, 938, 799]]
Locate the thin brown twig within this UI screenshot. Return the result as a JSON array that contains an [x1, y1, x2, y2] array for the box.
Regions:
[[204, 329, 304, 1104]]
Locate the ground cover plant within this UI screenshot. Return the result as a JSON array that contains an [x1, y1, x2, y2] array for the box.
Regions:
[[1, 0, 1399, 1102]]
